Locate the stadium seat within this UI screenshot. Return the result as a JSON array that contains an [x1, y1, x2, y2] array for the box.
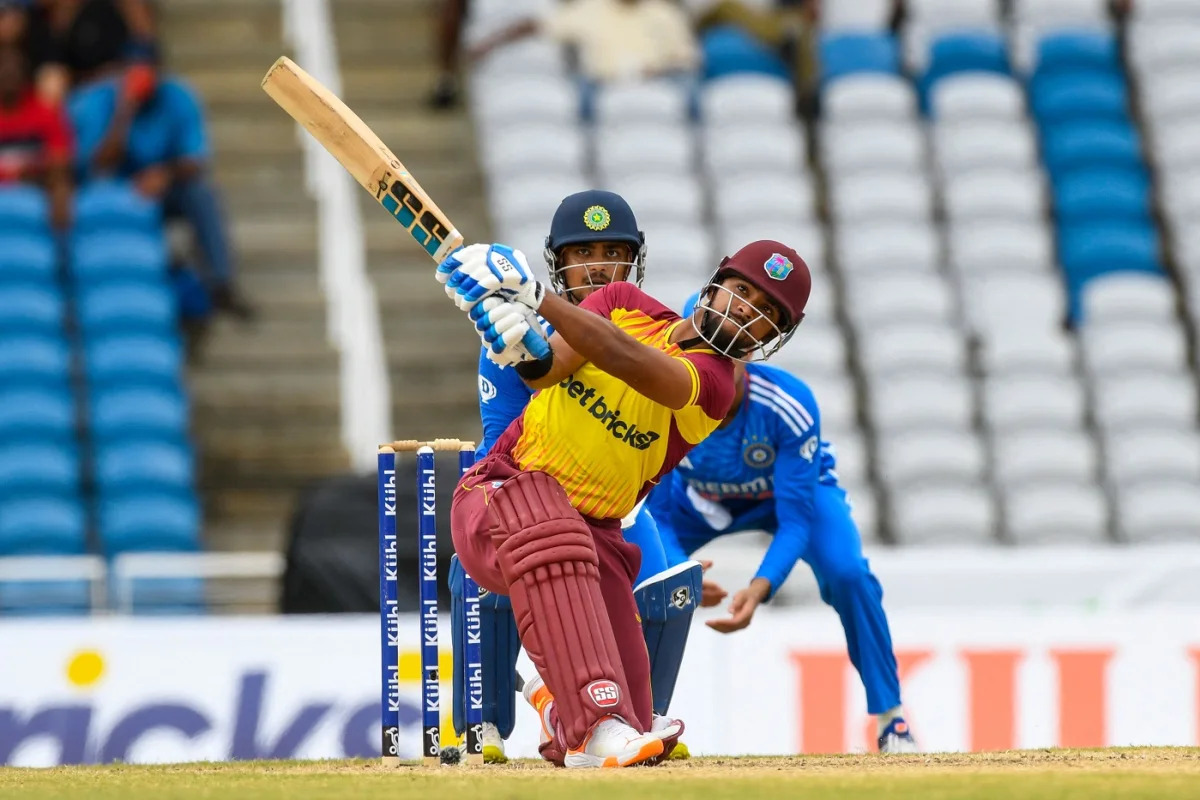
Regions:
[[593, 80, 691, 125], [1129, 0, 1200, 21], [977, 330, 1077, 376], [712, 173, 815, 226], [0, 284, 64, 333], [1103, 428, 1200, 485], [1012, 0, 1111, 26], [1042, 122, 1143, 175], [1059, 225, 1163, 309], [0, 335, 71, 386], [631, 221, 712, 276], [769, 323, 846, 378], [948, 222, 1054, 275], [890, 483, 996, 545], [594, 123, 696, 180], [804, 374, 856, 434], [699, 74, 795, 124], [470, 74, 578, 125], [829, 172, 934, 223], [1127, 22, 1200, 73], [868, 374, 973, 432], [921, 32, 1010, 96], [702, 124, 806, 176], [819, 33, 900, 84], [934, 121, 1038, 176], [89, 385, 190, 441], [1080, 272, 1177, 323], [843, 272, 954, 327], [701, 26, 789, 81], [942, 169, 1046, 223], [1053, 169, 1151, 224], [0, 442, 80, 497], [1092, 372, 1198, 431], [1004, 483, 1109, 545], [821, 74, 916, 122], [1115, 480, 1200, 542], [608, 174, 705, 226], [1140, 74, 1200, 123], [0, 234, 58, 283], [1033, 32, 1118, 76], [992, 429, 1097, 486], [929, 73, 1025, 121], [77, 281, 177, 336], [1080, 321, 1188, 375], [479, 124, 586, 179], [967, 272, 1068, 334], [70, 232, 169, 284], [73, 179, 161, 235], [488, 172, 588, 231], [1030, 72, 1129, 124], [837, 222, 940, 274], [718, 222, 826, 270], [0, 185, 50, 234], [857, 323, 966, 376], [95, 440, 195, 496], [820, 0, 893, 30], [121, 576, 207, 616], [470, 39, 568, 83], [98, 493, 201, 555], [0, 497, 87, 555], [821, 122, 926, 175], [84, 334, 182, 388], [1151, 120, 1200, 170], [826, 431, 868, 487], [0, 387, 75, 442], [877, 429, 986, 487], [0, 578, 95, 616], [982, 374, 1086, 430]]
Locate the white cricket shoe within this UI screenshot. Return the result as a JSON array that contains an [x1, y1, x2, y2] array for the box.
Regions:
[[878, 718, 920, 753], [481, 722, 507, 764], [564, 715, 664, 769]]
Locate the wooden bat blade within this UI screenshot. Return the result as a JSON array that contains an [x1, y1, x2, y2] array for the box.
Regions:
[[261, 56, 463, 262]]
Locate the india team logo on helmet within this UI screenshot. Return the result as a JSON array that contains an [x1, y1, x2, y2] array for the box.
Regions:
[[764, 253, 794, 281], [583, 205, 611, 231]]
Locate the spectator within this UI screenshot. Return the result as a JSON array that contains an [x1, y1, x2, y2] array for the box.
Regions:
[[25, 0, 158, 105], [0, 44, 73, 229], [468, 0, 701, 86], [429, 0, 469, 110], [68, 59, 254, 320]]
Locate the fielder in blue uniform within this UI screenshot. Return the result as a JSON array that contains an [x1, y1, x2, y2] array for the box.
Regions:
[[644, 293, 919, 753], [448, 190, 703, 761]]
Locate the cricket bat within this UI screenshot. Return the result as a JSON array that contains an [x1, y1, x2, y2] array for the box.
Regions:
[[261, 56, 547, 358]]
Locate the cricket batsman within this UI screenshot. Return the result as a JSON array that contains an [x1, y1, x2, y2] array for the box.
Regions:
[[646, 292, 919, 753], [435, 237, 811, 767], [446, 190, 703, 762]]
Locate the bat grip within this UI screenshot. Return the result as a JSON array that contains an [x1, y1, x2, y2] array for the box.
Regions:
[[521, 326, 552, 361]]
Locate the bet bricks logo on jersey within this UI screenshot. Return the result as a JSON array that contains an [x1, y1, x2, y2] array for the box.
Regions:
[[558, 375, 661, 451], [764, 253, 793, 281], [585, 679, 622, 709]]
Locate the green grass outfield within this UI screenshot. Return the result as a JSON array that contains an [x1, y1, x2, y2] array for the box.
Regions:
[[3, 747, 1198, 800]]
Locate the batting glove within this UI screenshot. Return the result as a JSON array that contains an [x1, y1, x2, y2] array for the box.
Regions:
[[438, 243, 546, 312], [469, 296, 551, 365]]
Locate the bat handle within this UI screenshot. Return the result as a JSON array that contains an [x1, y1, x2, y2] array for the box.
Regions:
[[521, 327, 552, 361]]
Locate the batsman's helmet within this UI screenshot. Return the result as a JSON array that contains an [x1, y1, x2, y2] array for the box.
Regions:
[[543, 190, 646, 300]]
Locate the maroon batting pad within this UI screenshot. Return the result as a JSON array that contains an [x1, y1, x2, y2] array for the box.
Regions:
[[489, 470, 642, 748]]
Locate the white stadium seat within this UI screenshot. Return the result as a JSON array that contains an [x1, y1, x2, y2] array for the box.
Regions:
[[843, 272, 955, 327], [992, 429, 1097, 487], [471, 74, 578, 124], [877, 429, 987, 487], [1140, 72, 1200, 124], [719, 221, 826, 271], [1152, 120, 1200, 170], [869, 374, 973, 432], [1115, 480, 1200, 542], [1080, 273, 1177, 323], [933, 121, 1038, 176], [606, 173, 705, 226], [712, 173, 815, 226], [770, 323, 847, 377], [639, 221, 713, 278], [1103, 428, 1200, 485], [479, 123, 586, 178], [821, 122, 927, 175], [1129, 0, 1200, 22], [829, 172, 935, 223], [983, 374, 1086, 430], [891, 483, 997, 545], [943, 169, 1047, 224], [700, 75, 795, 124], [488, 171, 588, 230], [702, 123, 807, 176], [930, 74, 1026, 122], [822, 74, 918, 122], [802, 373, 857, 434], [820, 0, 894, 30], [1092, 372, 1199, 431], [1127, 22, 1200, 72], [857, 322, 967, 377], [844, 483, 879, 542], [594, 124, 696, 179], [966, 272, 1066, 333], [593, 80, 691, 125], [948, 221, 1054, 275], [469, 38, 566, 79], [1004, 483, 1109, 545], [1080, 321, 1189, 376], [836, 222, 941, 274], [826, 432, 868, 488]]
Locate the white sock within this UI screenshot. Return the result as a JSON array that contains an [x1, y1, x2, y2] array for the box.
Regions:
[[877, 705, 905, 736]]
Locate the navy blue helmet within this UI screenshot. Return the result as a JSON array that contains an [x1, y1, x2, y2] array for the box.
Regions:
[[543, 190, 646, 301]]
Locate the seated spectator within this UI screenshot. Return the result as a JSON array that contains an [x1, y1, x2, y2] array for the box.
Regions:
[[24, 0, 158, 105], [468, 0, 701, 87], [68, 61, 254, 319], [0, 45, 72, 229]]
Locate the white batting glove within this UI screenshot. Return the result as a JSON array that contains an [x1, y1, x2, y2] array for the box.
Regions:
[[437, 243, 546, 312], [469, 296, 550, 366]]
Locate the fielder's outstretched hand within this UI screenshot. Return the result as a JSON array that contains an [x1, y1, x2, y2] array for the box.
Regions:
[[436, 243, 545, 312], [470, 296, 549, 366], [705, 578, 771, 634]]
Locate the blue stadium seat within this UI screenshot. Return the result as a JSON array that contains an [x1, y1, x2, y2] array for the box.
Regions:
[[0, 496, 86, 555], [70, 231, 168, 284], [78, 281, 176, 336], [1042, 122, 1143, 176], [99, 493, 201, 555], [123, 577, 207, 616], [0, 442, 80, 498], [0, 335, 71, 386], [1034, 32, 1118, 76], [1030, 72, 1128, 124], [1054, 170, 1151, 225], [1060, 222, 1163, 285], [701, 25, 790, 81], [0, 234, 58, 283], [84, 334, 182, 387], [96, 439, 194, 496], [0, 185, 50, 235], [0, 284, 65, 334], [0, 387, 75, 442], [820, 33, 900, 84], [922, 32, 1009, 96], [74, 179, 162, 236], [0, 580, 94, 616], [89, 384, 188, 441]]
